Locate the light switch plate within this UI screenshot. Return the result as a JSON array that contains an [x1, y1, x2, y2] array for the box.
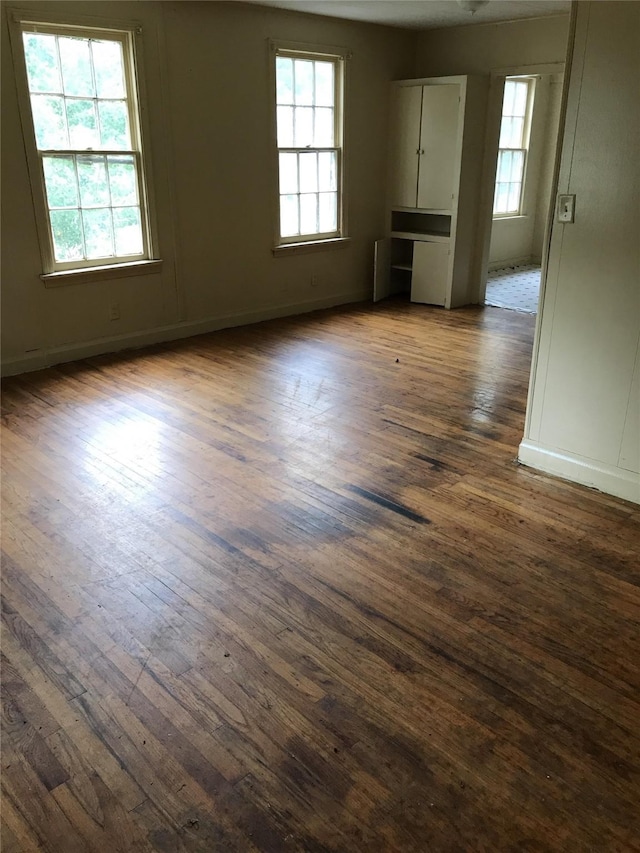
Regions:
[[557, 194, 575, 223]]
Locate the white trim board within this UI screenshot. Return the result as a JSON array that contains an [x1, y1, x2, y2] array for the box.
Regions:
[[1, 290, 367, 377], [487, 255, 536, 272], [518, 439, 640, 505]]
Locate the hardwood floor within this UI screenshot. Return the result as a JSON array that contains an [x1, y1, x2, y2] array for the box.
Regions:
[[2, 299, 639, 852]]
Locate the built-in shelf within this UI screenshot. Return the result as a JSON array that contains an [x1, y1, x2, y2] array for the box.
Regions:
[[392, 207, 453, 216], [391, 210, 451, 241], [391, 230, 450, 243]]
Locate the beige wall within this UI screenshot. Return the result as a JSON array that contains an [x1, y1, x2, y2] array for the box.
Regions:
[[1, 0, 414, 373], [414, 14, 570, 79], [520, 1, 640, 503]]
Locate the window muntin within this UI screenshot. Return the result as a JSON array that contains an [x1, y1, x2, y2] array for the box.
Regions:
[[19, 24, 149, 270], [493, 78, 534, 217], [275, 52, 342, 243]]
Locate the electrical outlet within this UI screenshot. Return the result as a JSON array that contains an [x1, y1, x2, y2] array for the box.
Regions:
[[109, 302, 120, 321], [310, 274, 319, 288]]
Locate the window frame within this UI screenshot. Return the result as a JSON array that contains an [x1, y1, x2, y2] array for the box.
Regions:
[[493, 76, 536, 219], [9, 11, 156, 275], [270, 40, 348, 249]]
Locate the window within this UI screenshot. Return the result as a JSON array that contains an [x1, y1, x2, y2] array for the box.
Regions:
[[16, 21, 151, 272], [493, 77, 535, 217], [274, 47, 344, 245]]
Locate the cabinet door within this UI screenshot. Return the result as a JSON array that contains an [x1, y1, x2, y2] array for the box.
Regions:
[[389, 86, 422, 208], [373, 238, 391, 302], [411, 241, 449, 306], [417, 85, 460, 210]]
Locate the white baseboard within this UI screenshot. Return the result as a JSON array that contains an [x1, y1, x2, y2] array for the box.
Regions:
[[1, 290, 367, 378], [488, 255, 535, 272], [518, 439, 640, 504]]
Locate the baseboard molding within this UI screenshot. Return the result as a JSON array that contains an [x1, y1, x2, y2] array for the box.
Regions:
[[488, 256, 535, 272], [518, 439, 640, 504], [1, 290, 367, 377]]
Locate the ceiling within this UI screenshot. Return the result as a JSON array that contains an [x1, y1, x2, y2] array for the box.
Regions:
[[240, 0, 571, 30]]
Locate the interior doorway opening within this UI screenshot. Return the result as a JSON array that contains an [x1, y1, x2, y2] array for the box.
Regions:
[[482, 69, 564, 315]]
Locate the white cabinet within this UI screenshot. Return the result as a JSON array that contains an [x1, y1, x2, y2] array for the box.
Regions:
[[389, 87, 423, 209], [374, 229, 450, 306], [390, 84, 460, 211], [417, 86, 460, 211], [381, 75, 488, 308], [411, 241, 449, 305]]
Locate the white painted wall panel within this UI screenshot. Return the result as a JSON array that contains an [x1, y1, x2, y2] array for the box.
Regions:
[[522, 0, 640, 502]]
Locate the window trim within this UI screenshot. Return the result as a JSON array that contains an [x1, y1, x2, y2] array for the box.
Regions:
[[493, 76, 536, 219], [8, 9, 158, 275], [269, 39, 349, 250]]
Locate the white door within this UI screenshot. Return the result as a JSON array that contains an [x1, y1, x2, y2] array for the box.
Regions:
[[411, 241, 449, 305], [373, 238, 391, 302], [389, 86, 422, 208], [417, 85, 460, 210]]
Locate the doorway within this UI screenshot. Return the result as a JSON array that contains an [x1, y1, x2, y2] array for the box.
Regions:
[[480, 68, 564, 315]]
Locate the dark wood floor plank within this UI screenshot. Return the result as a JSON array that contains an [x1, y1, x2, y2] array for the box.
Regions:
[[0, 792, 45, 853], [2, 299, 639, 851], [1, 748, 94, 853]]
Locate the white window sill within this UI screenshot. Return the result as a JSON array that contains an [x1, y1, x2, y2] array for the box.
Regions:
[[273, 237, 351, 257], [492, 214, 529, 222], [41, 259, 163, 287]]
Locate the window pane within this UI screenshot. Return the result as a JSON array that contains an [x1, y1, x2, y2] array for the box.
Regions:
[[510, 150, 525, 183], [319, 192, 337, 232], [83, 207, 114, 258], [30, 95, 67, 149], [113, 207, 143, 255], [300, 193, 318, 234], [299, 152, 318, 193], [276, 57, 293, 105], [507, 182, 521, 212], [279, 152, 298, 194], [50, 209, 84, 260], [315, 62, 334, 107], [77, 155, 110, 207], [314, 108, 334, 147], [502, 81, 516, 116], [507, 117, 524, 148], [92, 40, 125, 99], [280, 194, 298, 237], [497, 150, 512, 183], [43, 156, 78, 208], [277, 105, 293, 147], [107, 155, 138, 206], [59, 37, 94, 97], [23, 33, 61, 93], [294, 107, 313, 147], [494, 182, 509, 215], [513, 81, 528, 117], [318, 151, 336, 191], [66, 99, 99, 149], [98, 101, 130, 149], [294, 60, 313, 105], [498, 117, 513, 149]]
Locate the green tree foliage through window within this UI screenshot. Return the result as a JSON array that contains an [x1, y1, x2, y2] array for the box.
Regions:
[[21, 25, 147, 267]]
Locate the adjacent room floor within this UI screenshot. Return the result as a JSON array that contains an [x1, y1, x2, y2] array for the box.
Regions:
[[485, 264, 541, 313], [2, 300, 639, 852]]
